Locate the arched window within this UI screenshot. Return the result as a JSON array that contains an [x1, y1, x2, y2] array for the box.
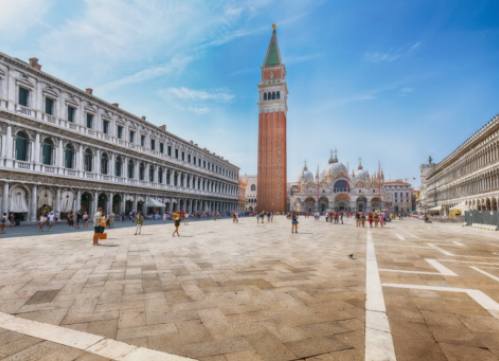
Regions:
[[101, 153, 109, 175], [84, 149, 93, 172], [139, 162, 145, 180], [250, 184, 256, 192], [41, 138, 54, 165], [271, 92, 276, 100], [64, 144, 75, 169], [263, 93, 267, 101], [15, 131, 29, 161], [149, 165, 154, 182], [333, 180, 350, 193], [158, 167, 163, 183], [276, 91, 280, 99], [127, 160, 134, 178], [115, 156, 122, 177], [166, 169, 170, 185]]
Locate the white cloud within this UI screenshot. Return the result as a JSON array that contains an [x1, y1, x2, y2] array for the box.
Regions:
[[97, 55, 193, 93], [364, 41, 422, 63], [0, 0, 50, 37], [286, 52, 321, 65], [162, 87, 234, 103]]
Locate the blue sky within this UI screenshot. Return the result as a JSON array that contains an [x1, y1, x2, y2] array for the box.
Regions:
[[2, 0, 499, 185]]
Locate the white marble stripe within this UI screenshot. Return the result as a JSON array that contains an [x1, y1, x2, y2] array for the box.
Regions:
[[471, 266, 499, 283], [365, 230, 397, 361], [0, 311, 195, 361], [380, 259, 457, 277], [382, 283, 499, 319], [426, 259, 457, 276], [395, 233, 405, 241], [427, 243, 455, 256]]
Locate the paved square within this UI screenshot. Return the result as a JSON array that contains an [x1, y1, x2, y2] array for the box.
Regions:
[[0, 217, 498, 360]]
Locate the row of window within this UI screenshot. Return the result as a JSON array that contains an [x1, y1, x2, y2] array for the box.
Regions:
[[262, 91, 280, 101], [16, 86, 236, 179], [14, 132, 236, 194]]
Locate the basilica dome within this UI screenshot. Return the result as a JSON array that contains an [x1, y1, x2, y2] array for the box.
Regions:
[[329, 162, 348, 179], [300, 163, 314, 183]]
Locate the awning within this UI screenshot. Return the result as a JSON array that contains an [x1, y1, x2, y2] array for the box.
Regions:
[[450, 201, 466, 212], [428, 205, 442, 212], [146, 198, 165, 208]]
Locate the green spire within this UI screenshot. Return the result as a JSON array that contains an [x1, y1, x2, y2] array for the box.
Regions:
[[263, 24, 282, 67]]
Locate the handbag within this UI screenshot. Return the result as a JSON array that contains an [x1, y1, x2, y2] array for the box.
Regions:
[[99, 232, 107, 240]]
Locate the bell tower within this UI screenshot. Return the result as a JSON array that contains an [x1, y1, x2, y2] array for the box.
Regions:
[[257, 24, 288, 212]]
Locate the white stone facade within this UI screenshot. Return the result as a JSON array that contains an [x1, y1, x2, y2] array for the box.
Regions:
[[0, 53, 239, 222], [419, 114, 499, 214], [240, 175, 257, 211]]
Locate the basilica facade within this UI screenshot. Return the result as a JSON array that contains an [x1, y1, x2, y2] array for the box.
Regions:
[[288, 151, 412, 214], [0, 53, 239, 223]]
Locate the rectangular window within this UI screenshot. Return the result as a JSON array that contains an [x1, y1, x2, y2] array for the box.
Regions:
[[141, 135, 145, 147], [167, 146, 172, 156], [193, 156, 197, 165], [117, 125, 123, 139], [45, 97, 54, 115], [86, 113, 93, 128], [129, 130, 135, 143], [151, 139, 155, 151], [188, 154, 191, 163], [67, 105, 76, 122], [175, 149, 179, 159], [160, 143, 164, 154], [181, 152, 185, 161], [103, 119, 109, 134], [18, 87, 30, 107]]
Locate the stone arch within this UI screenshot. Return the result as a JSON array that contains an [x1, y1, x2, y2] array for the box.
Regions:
[[84, 148, 93, 172], [112, 194, 122, 214], [304, 197, 316, 213], [318, 197, 329, 212], [356, 196, 367, 212], [15, 130, 30, 161], [97, 193, 108, 212], [9, 184, 30, 214], [371, 197, 382, 211], [37, 187, 54, 215], [41, 137, 55, 165], [80, 192, 92, 214]]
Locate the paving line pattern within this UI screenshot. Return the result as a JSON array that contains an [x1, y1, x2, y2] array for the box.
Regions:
[[0, 311, 196, 361], [365, 230, 397, 361]]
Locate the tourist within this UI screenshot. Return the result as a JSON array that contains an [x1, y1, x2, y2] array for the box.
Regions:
[[38, 214, 47, 231], [291, 212, 299, 233], [374, 212, 379, 227], [47, 211, 55, 229], [172, 211, 181, 237], [361, 212, 366, 228], [0, 212, 7, 233], [82, 211, 89, 228], [134, 212, 144, 235], [340, 211, 344, 224], [232, 212, 239, 223], [355, 212, 360, 227], [379, 212, 385, 227], [92, 207, 104, 246]]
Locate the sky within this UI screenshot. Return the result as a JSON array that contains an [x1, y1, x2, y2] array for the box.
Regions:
[[1, 0, 499, 186]]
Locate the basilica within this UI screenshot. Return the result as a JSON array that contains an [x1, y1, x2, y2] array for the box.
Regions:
[[288, 151, 412, 214]]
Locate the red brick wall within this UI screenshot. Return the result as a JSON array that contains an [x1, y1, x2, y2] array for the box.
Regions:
[[257, 111, 287, 212]]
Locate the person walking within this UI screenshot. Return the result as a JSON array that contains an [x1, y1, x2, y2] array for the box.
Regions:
[[38, 214, 47, 231], [361, 212, 366, 228], [82, 211, 89, 228], [92, 207, 104, 246], [0, 212, 7, 233], [47, 211, 55, 230], [134, 212, 144, 235], [232, 212, 239, 224], [291, 212, 299, 234], [172, 211, 181, 237]]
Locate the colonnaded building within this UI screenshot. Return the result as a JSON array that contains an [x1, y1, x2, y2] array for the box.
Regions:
[[419, 114, 499, 217], [0, 53, 239, 222], [288, 151, 413, 214]]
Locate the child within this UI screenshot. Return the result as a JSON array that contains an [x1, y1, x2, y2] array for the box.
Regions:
[[291, 212, 299, 234]]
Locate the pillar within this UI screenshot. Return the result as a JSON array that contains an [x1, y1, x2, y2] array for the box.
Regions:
[[108, 192, 113, 215], [31, 184, 38, 222], [55, 188, 61, 218], [76, 190, 82, 212], [93, 191, 99, 216], [2, 182, 9, 215]]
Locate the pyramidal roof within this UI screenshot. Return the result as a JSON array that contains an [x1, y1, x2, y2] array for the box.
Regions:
[[263, 24, 282, 67]]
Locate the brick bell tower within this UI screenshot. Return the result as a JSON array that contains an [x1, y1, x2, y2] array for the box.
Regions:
[[257, 24, 288, 213]]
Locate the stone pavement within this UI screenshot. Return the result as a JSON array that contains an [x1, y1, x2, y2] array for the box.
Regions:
[[0, 216, 497, 360]]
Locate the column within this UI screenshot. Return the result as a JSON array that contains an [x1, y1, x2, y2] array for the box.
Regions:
[[5, 126, 13, 167], [33, 133, 40, 165], [95, 149, 101, 175], [108, 192, 113, 215], [76, 190, 82, 212], [93, 191, 99, 215], [55, 188, 61, 217], [31, 184, 38, 222], [76, 145, 83, 172], [2, 182, 9, 215], [57, 139, 64, 169], [120, 193, 126, 215]]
